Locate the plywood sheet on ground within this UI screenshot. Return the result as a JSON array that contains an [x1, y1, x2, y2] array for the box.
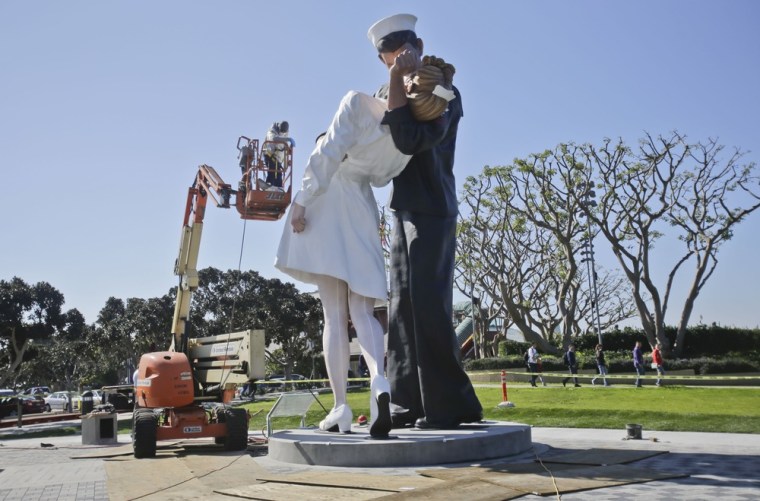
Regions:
[[540, 448, 668, 465], [105, 456, 211, 501], [376, 477, 526, 501], [70, 443, 134, 459], [71, 442, 183, 459], [256, 471, 441, 492], [181, 453, 267, 491], [482, 464, 688, 496], [418, 461, 582, 481], [180, 443, 237, 452], [216, 483, 388, 500], [102, 451, 189, 462]]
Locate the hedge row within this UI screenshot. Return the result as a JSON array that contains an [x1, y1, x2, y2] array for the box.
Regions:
[[493, 325, 760, 359]]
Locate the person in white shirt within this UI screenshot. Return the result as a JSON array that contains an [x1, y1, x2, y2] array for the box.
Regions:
[[263, 121, 295, 188], [527, 343, 540, 387]]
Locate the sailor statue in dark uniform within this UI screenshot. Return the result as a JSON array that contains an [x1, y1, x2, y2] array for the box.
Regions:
[[368, 13, 483, 429]]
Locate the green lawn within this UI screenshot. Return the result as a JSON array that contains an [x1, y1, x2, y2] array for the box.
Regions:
[[2, 385, 757, 441], [245, 384, 760, 435], [479, 385, 760, 433]]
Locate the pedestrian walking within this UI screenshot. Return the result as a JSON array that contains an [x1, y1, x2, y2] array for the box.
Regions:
[[591, 343, 610, 386], [527, 343, 539, 387], [652, 343, 666, 386], [633, 341, 645, 387], [536, 356, 547, 386], [562, 344, 581, 387]]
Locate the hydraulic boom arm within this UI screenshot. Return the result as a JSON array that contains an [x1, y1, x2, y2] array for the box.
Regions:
[[169, 137, 292, 353], [170, 165, 235, 352]]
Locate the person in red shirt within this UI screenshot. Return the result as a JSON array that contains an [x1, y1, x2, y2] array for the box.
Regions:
[[652, 343, 665, 386]]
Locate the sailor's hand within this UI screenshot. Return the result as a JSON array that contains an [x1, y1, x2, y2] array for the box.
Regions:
[[291, 203, 306, 233], [390, 43, 421, 78]]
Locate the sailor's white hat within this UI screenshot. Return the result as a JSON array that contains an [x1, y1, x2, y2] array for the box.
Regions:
[[367, 13, 417, 48]]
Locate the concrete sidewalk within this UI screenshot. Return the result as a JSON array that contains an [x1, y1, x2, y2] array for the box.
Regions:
[[524, 427, 760, 500], [1, 424, 758, 500]]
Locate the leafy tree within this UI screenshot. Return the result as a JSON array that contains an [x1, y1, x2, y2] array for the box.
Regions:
[[574, 132, 760, 355], [457, 156, 637, 353], [87, 293, 174, 385], [89, 297, 134, 385], [0, 277, 65, 388], [25, 309, 94, 390], [254, 277, 323, 382], [575, 265, 639, 336], [187, 268, 323, 381], [122, 295, 174, 367], [457, 200, 553, 352]]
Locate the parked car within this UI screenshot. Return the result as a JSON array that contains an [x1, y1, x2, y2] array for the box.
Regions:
[[0, 396, 19, 418], [77, 389, 104, 411], [0, 389, 15, 397], [101, 385, 135, 412], [255, 374, 309, 393], [24, 386, 50, 396], [91, 389, 103, 405], [44, 391, 80, 412], [25, 395, 47, 414], [0, 395, 46, 418]]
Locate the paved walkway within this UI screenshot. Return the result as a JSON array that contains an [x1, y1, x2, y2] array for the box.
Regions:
[[1, 423, 758, 500], [524, 427, 760, 500]]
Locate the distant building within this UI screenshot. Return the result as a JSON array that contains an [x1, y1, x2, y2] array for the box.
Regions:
[[453, 301, 524, 358]]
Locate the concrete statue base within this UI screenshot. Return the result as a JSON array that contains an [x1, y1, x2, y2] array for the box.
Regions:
[[267, 420, 532, 467]]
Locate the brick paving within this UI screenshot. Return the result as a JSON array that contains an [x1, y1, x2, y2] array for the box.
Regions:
[[1, 425, 758, 500], [0, 436, 108, 501]]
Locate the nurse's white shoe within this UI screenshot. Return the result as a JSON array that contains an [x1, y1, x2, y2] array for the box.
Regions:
[[369, 375, 392, 438], [319, 404, 352, 433]]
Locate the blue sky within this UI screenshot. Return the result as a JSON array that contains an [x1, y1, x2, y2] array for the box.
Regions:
[[1, 1, 758, 328]]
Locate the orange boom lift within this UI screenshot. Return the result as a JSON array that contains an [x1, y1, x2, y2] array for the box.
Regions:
[[131, 137, 292, 458]]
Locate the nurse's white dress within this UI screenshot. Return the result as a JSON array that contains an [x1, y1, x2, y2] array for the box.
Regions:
[[275, 91, 411, 301]]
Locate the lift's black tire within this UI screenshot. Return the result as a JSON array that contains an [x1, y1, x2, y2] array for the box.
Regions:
[[132, 409, 157, 458], [221, 408, 249, 451], [214, 408, 227, 445]]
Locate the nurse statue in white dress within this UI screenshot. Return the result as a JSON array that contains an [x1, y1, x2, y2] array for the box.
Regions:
[[275, 90, 410, 438]]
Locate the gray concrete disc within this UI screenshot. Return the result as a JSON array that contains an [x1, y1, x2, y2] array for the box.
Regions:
[[267, 420, 532, 467]]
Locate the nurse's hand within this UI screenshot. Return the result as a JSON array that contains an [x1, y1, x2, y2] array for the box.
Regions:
[[291, 203, 306, 233], [390, 43, 421, 78]]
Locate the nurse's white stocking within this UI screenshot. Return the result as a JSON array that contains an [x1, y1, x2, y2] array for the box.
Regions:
[[347, 292, 384, 380], [348, 291, 391, 437], [316, 275, 350, 411]]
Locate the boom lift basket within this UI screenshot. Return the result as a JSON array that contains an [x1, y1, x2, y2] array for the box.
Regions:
[[236, 136, 292, 221]]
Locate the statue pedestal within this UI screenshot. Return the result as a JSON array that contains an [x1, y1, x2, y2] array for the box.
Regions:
[[268, 420, 532, 467]]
